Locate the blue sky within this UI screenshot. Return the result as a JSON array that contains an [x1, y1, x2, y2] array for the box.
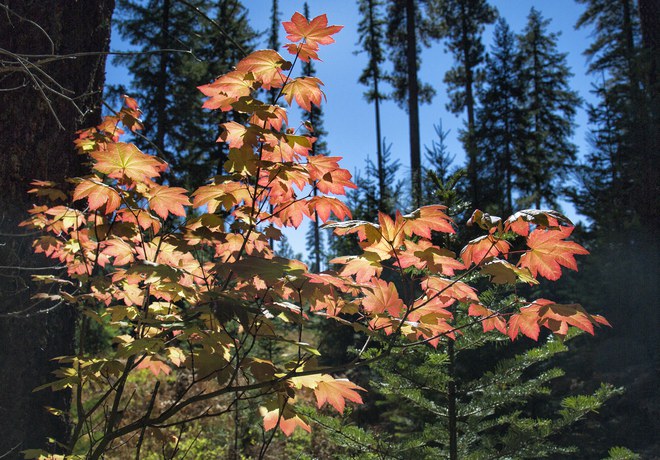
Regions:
[[106, 0, 597, 256]]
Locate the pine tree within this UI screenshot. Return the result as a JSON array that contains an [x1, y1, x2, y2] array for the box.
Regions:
[[571, 0, 659, 231], [113, 0, 255, 189], [516, 8, 580, 209], [386, 0, 439, 208], [430, 0, 496, 209], [474, 18, 524, 215], [357, 0, 389, 211]]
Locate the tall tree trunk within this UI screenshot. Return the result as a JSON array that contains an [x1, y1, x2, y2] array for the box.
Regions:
[[155, 0, 171, 160], [460, 2, 479, 209], [0, 0, 114, 454], [637, 0, 659, 229], [368, 0, 385, 211], [405, 0, 422, 208]]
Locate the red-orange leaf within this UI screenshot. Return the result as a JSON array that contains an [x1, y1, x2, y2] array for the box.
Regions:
[[403, 205, 455, 238], [283, 12, 343, 50], [147, 184, 191, 220], [507, 305, 542, 341], [314, 377, 365, 414], [460, 235, 510, 267], [283, 77, 324, 111], [73, 178, 121, 214], [235, 49, 290, 89], [308, 196, 351, 222], [361, 279, 404, 317], [518, 226, 588, 281], [330, 252, 382, 283], [260, 401, 310, 436], [468, 303, 507, 335], [217, 121, 259, 149], [198, 70, 253, 111], [92, 143, 165, 183]]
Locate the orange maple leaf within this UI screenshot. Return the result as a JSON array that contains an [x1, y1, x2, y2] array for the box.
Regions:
[[403, 205, 455, 238], [91, 142, 165, 183], [468, 303, 507, 335], [136, 356, 171, 377], [198, 70, 253, 111], [217, 121, 259, 149], [361, 278, 404, 317], [235, 49, 290, 89], [460, 235, 511, 267], [307, 196, 351, 222], [147, 184, 191, 220], [260, 401, 310, 436], [283, 43, 320, 62], [330, 252, 382, 283], [518, 226, 589, 281], [314, 376, 365, 414], [73, 177, 122, 214], [283, 12, 343, 50], [283, 77, 324, 111]]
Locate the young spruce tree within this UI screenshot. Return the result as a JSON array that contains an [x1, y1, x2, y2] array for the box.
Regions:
[[515, 8, 580, 209]]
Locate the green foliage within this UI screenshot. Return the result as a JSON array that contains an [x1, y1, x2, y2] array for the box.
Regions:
[[113, 0, 256, 189], [515, 8, 580, 209]]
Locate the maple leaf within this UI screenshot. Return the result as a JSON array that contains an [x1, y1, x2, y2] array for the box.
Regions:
[[283, 43, 320, 62], [480, 259, 538, 285], [147, 184, 191, 220], [460, 235, 511, 267], [507, 304, 542, 341], [422, 276, 479, 305], [314, 377, 365, 414], [518, 226, 589, 281], [505, 209, 574, 236], [467, 209, 502, 232], [235, 49, 291, 89], [91, 142, 165, 182], [330, 252, 382, 283], [249, 105, 288, 131], [308, 196, 351, 222], [198, 70, 254, 111], [536, 299, 611, 336], [403, 205, 455, 238], [136, 356, 171, 377], [283, 12, 343, 50], [217, 121, 259, 149], [73, 177, 122, 214], [361, 279, 404, 317], [260, 401, 310, 436], [28, 180, 67, 201], [397, 240, 465, 276], [283, 77, 325, 111], [101, 238, 135, 266], [468, 303, 507, 335]]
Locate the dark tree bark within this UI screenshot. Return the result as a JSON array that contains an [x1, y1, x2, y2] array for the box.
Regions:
[[0, 0, 114, 454], [405, 0, 422, 208]]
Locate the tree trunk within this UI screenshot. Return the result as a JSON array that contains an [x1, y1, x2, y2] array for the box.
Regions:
[[460, 2, 479, 209], [0, 0, 114, 454], [405, 0, 422, 208]]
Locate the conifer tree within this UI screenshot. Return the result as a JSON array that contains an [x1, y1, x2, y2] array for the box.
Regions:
[[474, 18, 524, 215], [571, 0, 658, 231], [113, 0, 255, 189], [386, 0, 438, 208], [430, 0, 496, 209], [516, 8, 580, 209], [356, 0, 388, 211]]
